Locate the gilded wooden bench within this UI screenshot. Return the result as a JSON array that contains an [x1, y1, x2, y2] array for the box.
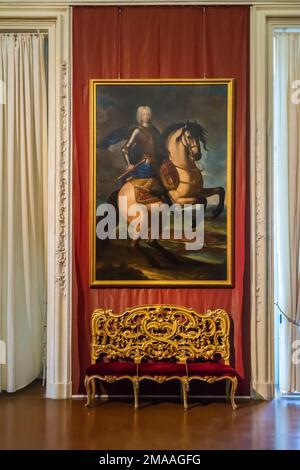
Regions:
[[84, 305, 239, 410]]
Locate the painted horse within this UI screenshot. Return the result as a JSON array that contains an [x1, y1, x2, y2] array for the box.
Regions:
[[117, 120, 225, 227], [162, 121, 225, 217], [101, 121, 225, 264]]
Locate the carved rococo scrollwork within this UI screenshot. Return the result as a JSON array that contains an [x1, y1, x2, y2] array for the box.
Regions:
[[55, 61, 68, 293], [91, 305, 230, 365]]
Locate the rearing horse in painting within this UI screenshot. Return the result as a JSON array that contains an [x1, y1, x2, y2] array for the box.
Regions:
[[115, 121, 225, 259], [163, 121, 225, 218]]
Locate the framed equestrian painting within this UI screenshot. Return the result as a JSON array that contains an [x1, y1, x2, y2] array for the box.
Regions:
[[90, 79, 234, 286]]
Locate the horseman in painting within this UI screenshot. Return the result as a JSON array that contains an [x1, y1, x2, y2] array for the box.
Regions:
[[118, 105, 170, 204], [100, 105, 225, 218], [99, 105, 225, 263]]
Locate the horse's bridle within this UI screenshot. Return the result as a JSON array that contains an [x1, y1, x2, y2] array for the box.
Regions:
[[180, 129, 201, 161]]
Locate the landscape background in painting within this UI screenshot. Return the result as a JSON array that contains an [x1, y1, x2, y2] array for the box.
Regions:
[[92, 82, 232, 284]]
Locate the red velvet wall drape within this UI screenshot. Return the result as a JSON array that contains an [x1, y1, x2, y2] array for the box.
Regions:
[[73, 6, 250, 394]]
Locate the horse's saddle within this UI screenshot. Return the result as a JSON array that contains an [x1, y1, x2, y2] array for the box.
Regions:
[[129, 160, 179, 205], [130, 178, 161, 205], [159, 160, 180, 191]]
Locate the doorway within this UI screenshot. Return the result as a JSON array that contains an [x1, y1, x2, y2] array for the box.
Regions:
[[273, 25, 300, 397], [0, 7, 71, 399]]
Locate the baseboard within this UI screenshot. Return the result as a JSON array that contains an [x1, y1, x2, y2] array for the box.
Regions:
[[251, 382, 275, 400], [72, 394, 251, 400], [46, 381, 72, 399]]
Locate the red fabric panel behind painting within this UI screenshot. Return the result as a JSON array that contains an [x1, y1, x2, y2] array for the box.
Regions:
[[73, 6, 250, 394]]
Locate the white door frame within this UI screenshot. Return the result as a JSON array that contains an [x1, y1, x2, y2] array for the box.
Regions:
[[0, 5, 72, 399], [250, 4, 300, 400]]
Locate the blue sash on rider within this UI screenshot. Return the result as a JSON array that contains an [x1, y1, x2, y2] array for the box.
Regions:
[[132, 161, 156, 178], [120, 161, 156, 183]]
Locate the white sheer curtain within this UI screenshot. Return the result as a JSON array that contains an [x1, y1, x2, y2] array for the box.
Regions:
[[0, 34, 47, 392], [274, 32, 300, 393]]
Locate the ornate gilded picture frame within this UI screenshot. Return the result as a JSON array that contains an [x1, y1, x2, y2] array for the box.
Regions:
[[90, 79, 234, 286]]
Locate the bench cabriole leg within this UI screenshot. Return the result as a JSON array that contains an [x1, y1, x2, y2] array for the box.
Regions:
[[181, 379, 188, 411], [84, 376, 92, 407], [230, 376, 238, 410], [225, 378, 231, 401], [91, 378, 96, 401], [133, 379, 139, 410]]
